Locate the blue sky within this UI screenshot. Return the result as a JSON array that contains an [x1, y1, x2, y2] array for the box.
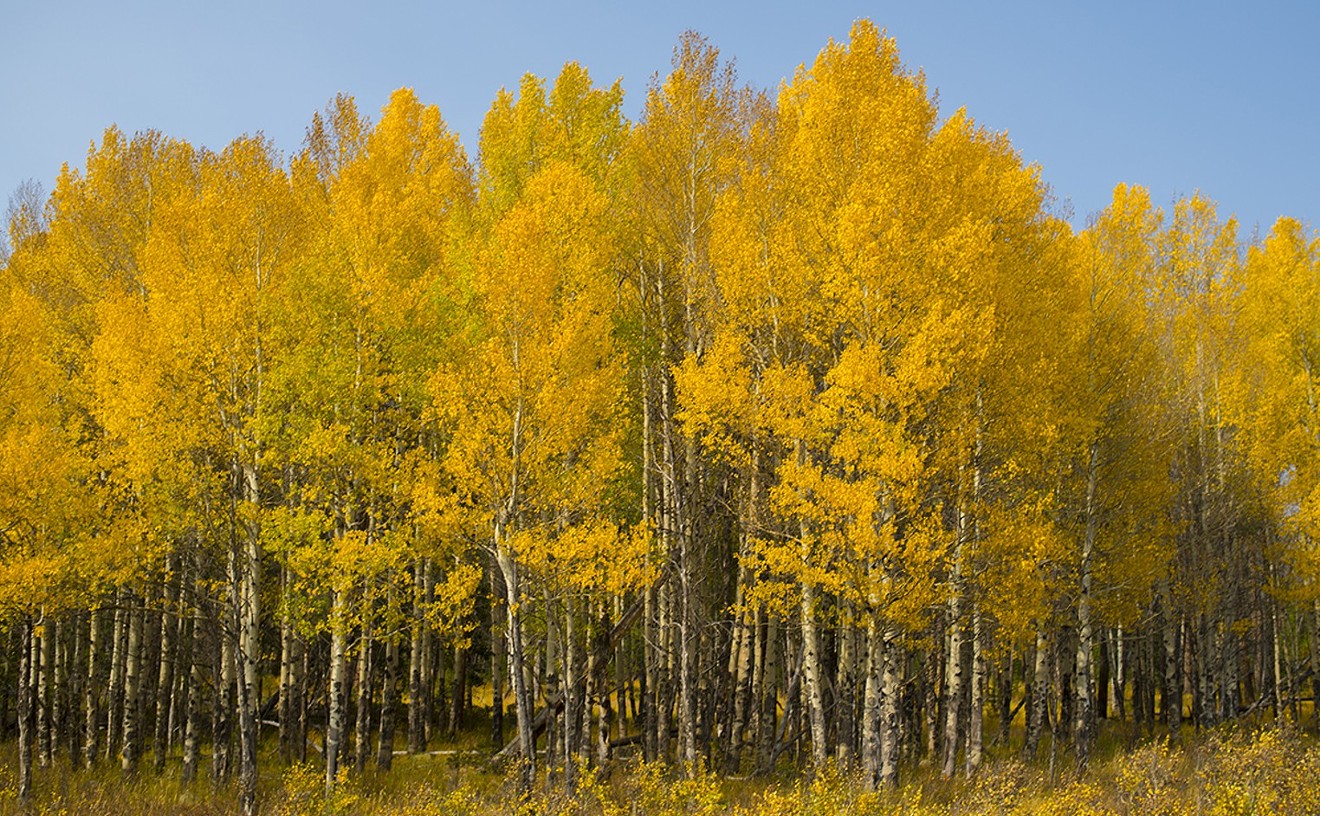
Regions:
[[3, 1, 1317, 236]]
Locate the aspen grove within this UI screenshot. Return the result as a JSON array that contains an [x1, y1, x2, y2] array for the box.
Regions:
[[3, 21, 1320, 814]]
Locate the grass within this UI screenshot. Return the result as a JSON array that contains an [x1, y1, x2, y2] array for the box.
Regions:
[[2, 718, 1319, 815]]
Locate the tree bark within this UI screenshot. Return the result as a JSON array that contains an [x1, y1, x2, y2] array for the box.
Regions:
[[377, 627, 398, 770], [279, 563, 296, 763], [495, 543, 535, 789], [326, 588, 348, 792], [967, 606, 984, 776], [862, 616, 880, 785], [490, 563, 506, 753], [166, 595, 190, 763], [726, 591, 754, 774], [53, 614, 68, 766], [996, 645, 1013, 746], [1310, 602, 1320, 727], [640, 381, 658, 764], [234, 462, 262, 816], [354, 610, 373, 775], [421, 562, 436, 745], [67, 613, 83, 766], [106, 590, 127, 763], [85, 607, 102, 769], [1111, 626, 1126, 723], [656, 583, 673, 763], [17, 616, 33, 807], [642, 583, 658, 761], [943, 479, 972, 779], [1097, 630, 1110, 721], [182, 587, 204, 784], [121, 598, 143, 774], [1161, 586, 1181, 739], [1143, 623, 1156, 732], [673, 397, 699, 770], [408, 560, 426, 753], [447, 642, 467, 738], [942, 606, 964, 778], [880, 625, 900, 788], [591, 604, 612, 767], [726, 452, 758, 774], [836, 614, 857, 768], [213, 615, 235, 784], [37, 612, 53, 769], [1075, 441, 1099, 769], [1023, 628, 1050, 760], [1056, 627, 1075, 748], [800, 581, 828, 769], [154, 566, 179, 773], [563, 602, 581, 790], [923, 633, 940, 763]]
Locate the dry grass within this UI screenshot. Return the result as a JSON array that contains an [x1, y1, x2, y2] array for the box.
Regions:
[[2, 724, 1318, 815]]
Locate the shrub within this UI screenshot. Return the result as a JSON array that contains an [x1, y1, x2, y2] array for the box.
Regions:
[[1196, 727, 1320, 816], [1115, 741, 1191, 816]]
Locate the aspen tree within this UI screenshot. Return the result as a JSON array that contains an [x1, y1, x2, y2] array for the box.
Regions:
[[436, 159, 625, 784], [625, 34, 750, 767], [1233, 219, 1320, 581], [287, 87, 473, 792], [6, 25, 1320, 809], [1230, 218, 1320, 716], [1, 186, 95, 800], [1057, 184, 1177, 767], [1148, 194, 1241, 731], [436, 64, 629, 787]]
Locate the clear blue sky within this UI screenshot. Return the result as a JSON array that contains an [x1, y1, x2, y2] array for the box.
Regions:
[[3, 1, 1317, 236]]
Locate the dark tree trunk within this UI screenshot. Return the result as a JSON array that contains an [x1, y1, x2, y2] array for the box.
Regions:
[[17, 616, 33, 807], [447, 643, 467, 738], [490, 564, 506, 753], [377, 633, 398, 770], [154, 566, 179, 773]]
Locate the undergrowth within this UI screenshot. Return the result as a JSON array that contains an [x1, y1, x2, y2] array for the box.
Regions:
[[2, 725, 1318, 815]]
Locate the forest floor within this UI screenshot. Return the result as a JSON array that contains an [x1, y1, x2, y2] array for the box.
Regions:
[[2, 717, 1319, 815]]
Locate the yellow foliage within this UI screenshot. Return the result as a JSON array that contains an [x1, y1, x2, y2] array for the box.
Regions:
[[1196, 728, 1320, 816]]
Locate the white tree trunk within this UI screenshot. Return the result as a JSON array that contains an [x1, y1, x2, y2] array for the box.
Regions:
[[120, 600, 143, 774], [1024, 628, 1050, 760], [354, 611, 373, 774], [801, 582, 827, 768], [154, 568, 178, 773], [105, 592, 127, 763], [496, 544, 536, 788], [235, 463, 262, 816], [37, 613, 54, 768], [84, 608, 102, 769], [326, 589, 348, 792], [862, 617, 883, 787], [967, 606, 985, 776], [880, 625, 900, 788], [408, 560, 426, 753]]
